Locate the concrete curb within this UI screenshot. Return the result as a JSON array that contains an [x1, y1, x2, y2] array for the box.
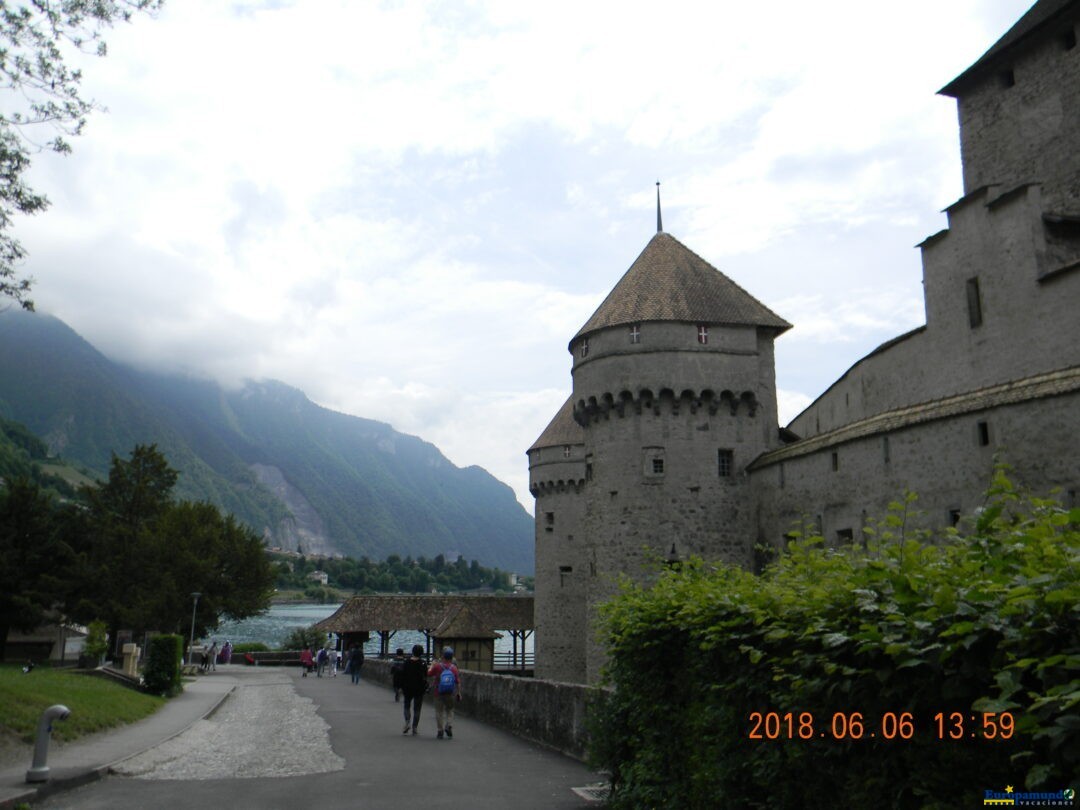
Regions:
[[0, 683, 236, 810]]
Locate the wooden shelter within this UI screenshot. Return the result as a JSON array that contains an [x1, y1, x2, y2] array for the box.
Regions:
[[432, 604, 501, 673], [313, 595, 534, 670]]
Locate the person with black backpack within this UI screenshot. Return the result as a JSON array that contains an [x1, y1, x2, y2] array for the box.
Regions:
[[390, 648, 406, 701], [426, 647, 461, 739], [400, 644, 428, 735]]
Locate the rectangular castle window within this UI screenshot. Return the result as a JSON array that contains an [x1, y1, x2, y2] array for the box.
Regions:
[[949, 509, 962, 526], [559, 566, 572, 587], [831, 452, 839, 472], [1063, 28, 1076, 50], [697, 325, 709, 344], [580, 338, 589, 358], [563, 445, 571, 458], [883, 435, 890, 464], [644, 447, 665, 477], [966, 277, 983, 328], [977, 420, 990, 446], [999, 68, 1015, 88], [630, 324, 641, 344], [718, 448, 734, 477], [836, 528, 853, 544]]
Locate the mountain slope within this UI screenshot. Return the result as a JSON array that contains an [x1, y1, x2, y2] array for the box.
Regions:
[[0, 311, 534, 572]]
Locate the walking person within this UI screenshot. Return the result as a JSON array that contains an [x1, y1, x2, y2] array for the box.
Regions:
[[316, 647, 328, 677], [400, 644, 427, 735], [390, 648, 406, 701], [299, 646, 314, 677], [347, 644, 364, 684], [427, 647, 461, 739], [206, 641, 218, 671], [328, 646, 340, 677]]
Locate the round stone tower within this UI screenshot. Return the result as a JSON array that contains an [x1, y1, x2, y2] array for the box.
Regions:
[[568, 230, 790, 683], [527, 398, 587, 683]]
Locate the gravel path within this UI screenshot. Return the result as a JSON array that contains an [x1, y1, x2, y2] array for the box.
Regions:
[[113, 670, 343, 780]]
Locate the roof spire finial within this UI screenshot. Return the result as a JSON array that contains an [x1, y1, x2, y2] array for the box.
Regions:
[[656, 181, 663, 234]]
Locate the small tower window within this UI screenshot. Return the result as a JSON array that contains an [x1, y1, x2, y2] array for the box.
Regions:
[[580, 338, 589, 358], [883, 435, 890, 464], [831, 452, 839, 472], [717, 448, 734, 477], [999, 68, 1015, 88], [977, 420, 990, 446], [563, 445, 571, 458], [966, 277, 983, 328], [697, 325, 709, 344], [629, 324, 641, 344], [559, 566, 572, 587], [644, 447, 665, 477], [948, 509, 962, 526], [1064, 28, 1077, 50]]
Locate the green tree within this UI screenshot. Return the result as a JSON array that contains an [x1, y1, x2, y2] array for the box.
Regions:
[[0, 478, 73, 658], [1, 0, 162, 308], [72, 444, 177, 647], [69, 445, 273, 650]]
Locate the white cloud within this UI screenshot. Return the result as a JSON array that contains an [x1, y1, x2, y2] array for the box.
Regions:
[[16, 0, 1036, 515]]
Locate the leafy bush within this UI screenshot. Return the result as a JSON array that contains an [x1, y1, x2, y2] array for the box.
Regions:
[[83, 620, 108, 662], [143, 634, 183, 696], [280, 625, 327, 652], [589, 473, 1079, 809]]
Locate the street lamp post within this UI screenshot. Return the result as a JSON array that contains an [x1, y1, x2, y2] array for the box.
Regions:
[[188, 592, 201, 666]]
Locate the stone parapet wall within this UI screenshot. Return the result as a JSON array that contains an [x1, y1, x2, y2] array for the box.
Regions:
[[360, 658, 598, 760]]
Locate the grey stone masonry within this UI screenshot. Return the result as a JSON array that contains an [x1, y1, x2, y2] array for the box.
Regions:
[[529, 0, 1080, 686]]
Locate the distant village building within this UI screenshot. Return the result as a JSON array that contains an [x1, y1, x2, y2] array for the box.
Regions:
[[308, 570, 329, 586], [529, 0, 1080, 684]]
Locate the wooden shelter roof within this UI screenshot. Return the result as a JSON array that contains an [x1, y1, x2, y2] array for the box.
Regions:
[[434, 604, 502, 639], [313, 594, 534, 633]]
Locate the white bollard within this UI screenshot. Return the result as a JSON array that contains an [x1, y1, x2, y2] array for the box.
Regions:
[[25, 704, 71, 783]]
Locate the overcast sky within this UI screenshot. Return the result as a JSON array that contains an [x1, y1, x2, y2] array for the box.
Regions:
[[20, 0, 1032, 512]]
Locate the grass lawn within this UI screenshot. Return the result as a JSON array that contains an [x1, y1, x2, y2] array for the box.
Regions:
[[0, 665, 164, 744]]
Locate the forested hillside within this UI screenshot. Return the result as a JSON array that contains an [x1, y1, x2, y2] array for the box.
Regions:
[[0, 311, 533, 572]]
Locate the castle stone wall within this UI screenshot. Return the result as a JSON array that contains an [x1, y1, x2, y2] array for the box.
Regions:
[[957, 13, 1080, 211], [755, 390, 1080, 547], [791, 186, 1080, 439]]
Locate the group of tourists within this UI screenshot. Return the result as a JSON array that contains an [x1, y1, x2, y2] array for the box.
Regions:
[[200, 639, 233, 673], [390, 644, 461, 739], [300, 642, 365, 681], [300, 640, 462, 739]]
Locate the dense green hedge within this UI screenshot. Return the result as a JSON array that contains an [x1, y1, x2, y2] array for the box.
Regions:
[[144, 634, 183, 697], [589, 473, 1078, 809]]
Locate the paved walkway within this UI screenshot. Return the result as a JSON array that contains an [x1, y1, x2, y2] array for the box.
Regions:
[[1, 666, 600, 809]]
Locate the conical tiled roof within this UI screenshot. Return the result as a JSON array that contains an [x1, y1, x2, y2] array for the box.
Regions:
[[572, 232, 791, 342], [528, 396, 583, 452]]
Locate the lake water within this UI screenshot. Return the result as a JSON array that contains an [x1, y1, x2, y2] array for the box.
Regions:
[[214, 603, 534, 658]]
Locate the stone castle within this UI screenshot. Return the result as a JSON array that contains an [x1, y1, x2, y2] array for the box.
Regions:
[[528, 0, 1080, 685]]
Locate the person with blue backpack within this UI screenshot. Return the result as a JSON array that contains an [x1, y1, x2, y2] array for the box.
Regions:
[[426, 647, 461, 739]]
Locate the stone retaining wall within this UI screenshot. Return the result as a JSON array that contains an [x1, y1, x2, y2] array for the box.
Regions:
[[360, 658, 599, 760]]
